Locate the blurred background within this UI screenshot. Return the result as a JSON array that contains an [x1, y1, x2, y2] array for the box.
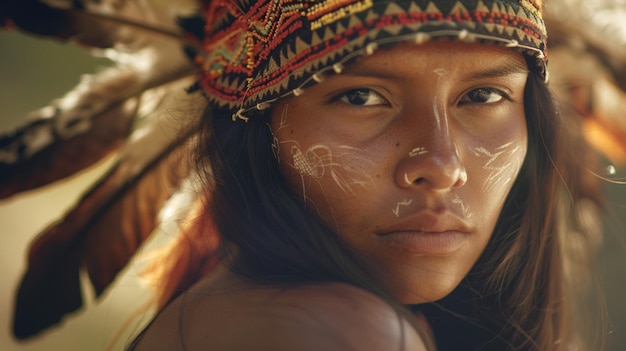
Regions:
[[1, 28, 625, 351], [0, 31, 162, 351]]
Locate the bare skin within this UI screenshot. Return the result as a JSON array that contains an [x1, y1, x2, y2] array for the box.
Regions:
[[133, 263, 428, 350]]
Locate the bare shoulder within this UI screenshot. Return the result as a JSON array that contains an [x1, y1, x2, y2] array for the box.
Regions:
[[251, 282, 429, 351], [134, 276, 427, 351]]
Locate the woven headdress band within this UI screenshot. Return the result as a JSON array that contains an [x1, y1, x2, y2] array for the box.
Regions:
[[184, 0, 547, 120]]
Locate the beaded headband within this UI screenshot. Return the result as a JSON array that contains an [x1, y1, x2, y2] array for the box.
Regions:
[[184, 0, 547, 120]]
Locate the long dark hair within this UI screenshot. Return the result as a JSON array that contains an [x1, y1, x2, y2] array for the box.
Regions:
[[152, 69, 600, 350], [422, 70, 601, 350]]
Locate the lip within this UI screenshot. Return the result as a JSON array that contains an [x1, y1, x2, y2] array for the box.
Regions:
[[376, 211, 472, 255]]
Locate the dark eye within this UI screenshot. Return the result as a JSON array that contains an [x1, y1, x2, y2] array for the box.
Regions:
[[461, 88, 507, 104], [337, 89, 388, 106]]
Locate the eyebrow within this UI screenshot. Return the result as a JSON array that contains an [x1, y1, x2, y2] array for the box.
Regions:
[[340, 59, 529, 82], [459, 60, 529, 82]]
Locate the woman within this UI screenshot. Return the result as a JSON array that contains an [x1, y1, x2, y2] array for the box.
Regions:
[[0, 0, 602, 350], [126, 0, 600, 350]]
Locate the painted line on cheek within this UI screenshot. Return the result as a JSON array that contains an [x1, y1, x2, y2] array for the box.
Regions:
[[473, 142, 522, 193], [278, 103, 289, 130], [496, 141, 516, 150], [272, 135, 280, 162], [404, 172, 412, 185], [452, 194, 473, 220], [331, 170, 351, 194], [336, 145, 376, 190], [294, 143, 378, 196], [393, 199, 414, 218]]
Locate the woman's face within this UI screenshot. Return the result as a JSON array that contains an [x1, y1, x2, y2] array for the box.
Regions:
[[271, 42, 528, 303]]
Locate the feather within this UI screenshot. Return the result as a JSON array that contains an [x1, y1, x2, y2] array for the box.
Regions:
[[0, 70, 139, 198], [1, 0, 199, 198], [1, 0, 206, 340], [545, 0, 626, 91], [2, 0, 194, 47], [545, 0, 626, 164], [5, 0, 626, 342], [583, 78, 626, 164], [12, 78, 205, 339]]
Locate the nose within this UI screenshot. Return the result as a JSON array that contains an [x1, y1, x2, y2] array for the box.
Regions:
[[395, 113, 467, 191]]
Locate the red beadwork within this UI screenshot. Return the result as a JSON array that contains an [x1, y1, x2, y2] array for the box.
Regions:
[[188, 0, 548, 111]]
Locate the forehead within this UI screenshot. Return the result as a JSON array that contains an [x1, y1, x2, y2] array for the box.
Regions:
[[342, 41, 528, 77]]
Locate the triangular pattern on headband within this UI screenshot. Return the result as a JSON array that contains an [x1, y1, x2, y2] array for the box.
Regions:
[[188, 0, 547, 115]]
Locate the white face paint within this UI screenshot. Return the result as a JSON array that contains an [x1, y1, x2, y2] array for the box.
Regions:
[[404, 172, 412, 185], [409, 147, 428, 157], [392, 199, 414, 218], [452, 194, 473, 220], [472, 141, 525, 194], [275, 103, 376, 210], [432, 68, 449, 133], [276, 102, 290, 131], [286, 142, 376, 195]]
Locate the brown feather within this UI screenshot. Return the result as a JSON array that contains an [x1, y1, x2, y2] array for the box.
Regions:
[[2, 0, 194, 48], [545, 0, 626, 90], [1, 0, 198, 199], [83, 132, 194, 295], [4, 0, 203, 340], [12, 131, 197, 339], [546, 0, 626, 163], [0, 72, 139, 199], [12, 82, 205, 339]]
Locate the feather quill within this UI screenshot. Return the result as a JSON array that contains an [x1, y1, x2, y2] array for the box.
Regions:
[[12, 77, 205, 339], [5, 0, 626, 342], [1, 0, 198, 198], [546, 0, 626, 91], [1, 0, 206, 339], [545, 0, 626, 164], [0, 70, 139, 198]]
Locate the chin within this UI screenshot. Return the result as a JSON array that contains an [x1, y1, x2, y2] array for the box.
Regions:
[[394, 287, 457, 305], [384, 271, 467, 304]]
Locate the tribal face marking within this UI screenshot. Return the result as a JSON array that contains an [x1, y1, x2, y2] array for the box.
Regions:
[[270, 41, 530, 305], [291, 144, 328, 178], [409, 147, 428, 157], [276, 102, 290, 131], [274, 105, 376, 197], [279, 140, 376, 232], [287, 142, 375, 196], [393, 199, 414, 218], [432, 68, 449, 133], [452, 194, 473, 220], [472, 141, 524, 193], [404, 172, 412, 185]]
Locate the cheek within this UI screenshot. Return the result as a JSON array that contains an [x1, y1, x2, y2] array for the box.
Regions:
[[289, 145, 332, 179], [463, 118, 528, 219], [281, 144, 379, 194], [272, 98, 385, 200], [273, 124, 381, 216], [471, 139, 527, 195]]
